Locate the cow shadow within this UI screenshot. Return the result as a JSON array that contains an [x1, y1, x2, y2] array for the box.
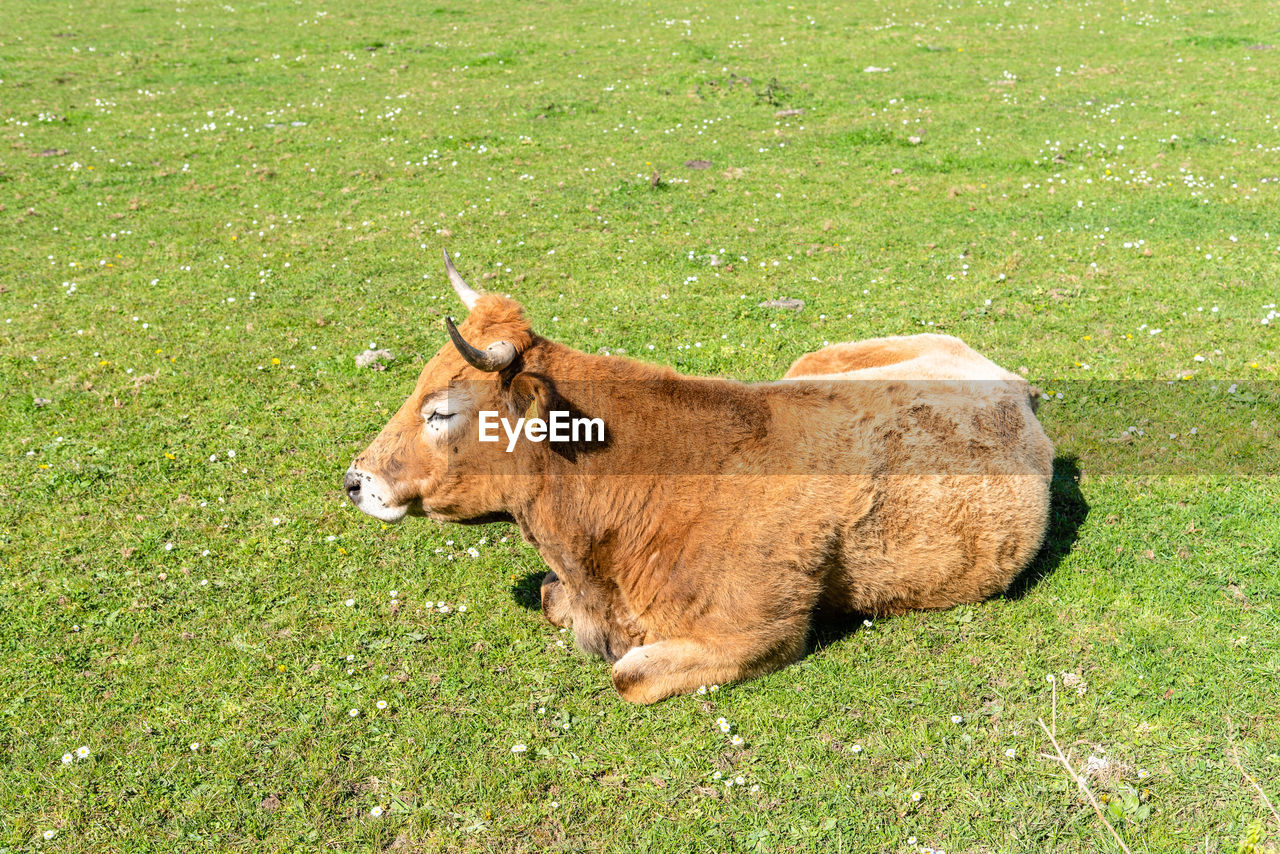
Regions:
[[810, 453, 1088, 650], [512, 570, 544, 610], [1003, 454, 1087, 599]]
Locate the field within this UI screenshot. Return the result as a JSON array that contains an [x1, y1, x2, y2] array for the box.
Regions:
[[2, 0, 1279, 850]]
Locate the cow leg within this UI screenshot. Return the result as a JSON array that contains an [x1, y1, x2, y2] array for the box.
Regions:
[[539, 570, 572, 628], [609, 629, 807, 705]]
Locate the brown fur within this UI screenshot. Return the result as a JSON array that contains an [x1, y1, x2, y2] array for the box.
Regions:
[[351, 298, 1054, 703]]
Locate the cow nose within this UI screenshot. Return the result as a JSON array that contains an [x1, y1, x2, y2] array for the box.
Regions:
[[344, 470, 362, 503]]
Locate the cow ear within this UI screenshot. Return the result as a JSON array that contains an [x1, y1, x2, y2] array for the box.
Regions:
[[507, 372, 557, 420]]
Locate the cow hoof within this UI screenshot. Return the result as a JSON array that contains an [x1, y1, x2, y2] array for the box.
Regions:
[[540, 571, 572, 628]]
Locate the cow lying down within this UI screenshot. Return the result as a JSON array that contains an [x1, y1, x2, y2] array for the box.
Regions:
[[346, 252, 1054, 704]]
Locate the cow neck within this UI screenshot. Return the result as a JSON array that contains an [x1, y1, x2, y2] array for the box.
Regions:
[[509, 342, 779, 575]]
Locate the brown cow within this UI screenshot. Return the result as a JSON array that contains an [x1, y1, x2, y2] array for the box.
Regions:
[[345, 252, 1054, 703]]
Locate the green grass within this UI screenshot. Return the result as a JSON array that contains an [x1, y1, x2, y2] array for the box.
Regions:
[[2, 0, 1279, 851]]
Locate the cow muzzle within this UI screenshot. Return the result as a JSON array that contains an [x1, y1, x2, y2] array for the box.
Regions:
[[344, 466, 409, 523]]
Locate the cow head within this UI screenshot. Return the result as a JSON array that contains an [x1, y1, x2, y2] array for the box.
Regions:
[[344, 251, 556, 524]]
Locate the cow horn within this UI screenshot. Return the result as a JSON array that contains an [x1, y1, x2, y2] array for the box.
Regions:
[[442, 249, 481, 310], [444, 317, 517, 372]]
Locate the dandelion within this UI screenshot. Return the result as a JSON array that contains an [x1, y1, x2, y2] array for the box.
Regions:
[[376, 700, 388, 710], [511, 744, 527, 753], [911, 791, 923, 803], [731, 734, 744, 746], [1005, 748, 1017, 759], [44, 830, 57, 840], [370, 805, 384, 818], [75, 746, 90, 760], [349, 708, 360, 718]]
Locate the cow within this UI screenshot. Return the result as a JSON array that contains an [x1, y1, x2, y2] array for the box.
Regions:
[[345, 251, 1054, 704]]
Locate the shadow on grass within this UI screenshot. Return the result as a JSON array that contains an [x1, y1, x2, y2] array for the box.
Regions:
[[811, 454, 1088, 650], [1004, 454, 1088, 600], [512, 570, 544, 611]]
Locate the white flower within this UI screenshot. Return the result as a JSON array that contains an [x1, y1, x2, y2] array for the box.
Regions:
[[851, 744, 863, 754], [911, 791, 923, 803], [349, 708, 360, 717], [697, 685, 707, 695], [376, 700, 388, 710], [389, 590, 398, 598], [61, 752, 73, 764], [164, 542, 174, 551], [735, 776, 745, 786], [467, 547, 480, 558], [950, 715, 963, 724], [1005, 748, 1017, 759], [712, 770, 722, 780], [272, 517, 281, 525], [190, 742, 200, 752], [75, 746, 90, 759], [1137, 768, 1150, 779], [512, 744, 527, 753], [862, 619, 873, 628], [44, 830, 57, 840], [709, 684, 720, 693], [227, 449, 236, 458], [370, 805, 383, 818], [345, 599, 355, 607], [1046, 673, 1055, 683], [750, 784, 760, 792], [424, 601, 434, 608], [907, 837, 917, 846], [730, 734, 744, 746], [457, 604, 467, 612]]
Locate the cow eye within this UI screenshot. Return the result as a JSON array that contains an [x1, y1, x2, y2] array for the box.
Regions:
[[427, 411, 455, 424]]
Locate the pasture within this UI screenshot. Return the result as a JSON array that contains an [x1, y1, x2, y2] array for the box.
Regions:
[[2, 0, 1278, 850]]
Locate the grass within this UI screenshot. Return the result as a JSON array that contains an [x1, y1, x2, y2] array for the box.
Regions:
[[2, 0, 1279, 850]]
